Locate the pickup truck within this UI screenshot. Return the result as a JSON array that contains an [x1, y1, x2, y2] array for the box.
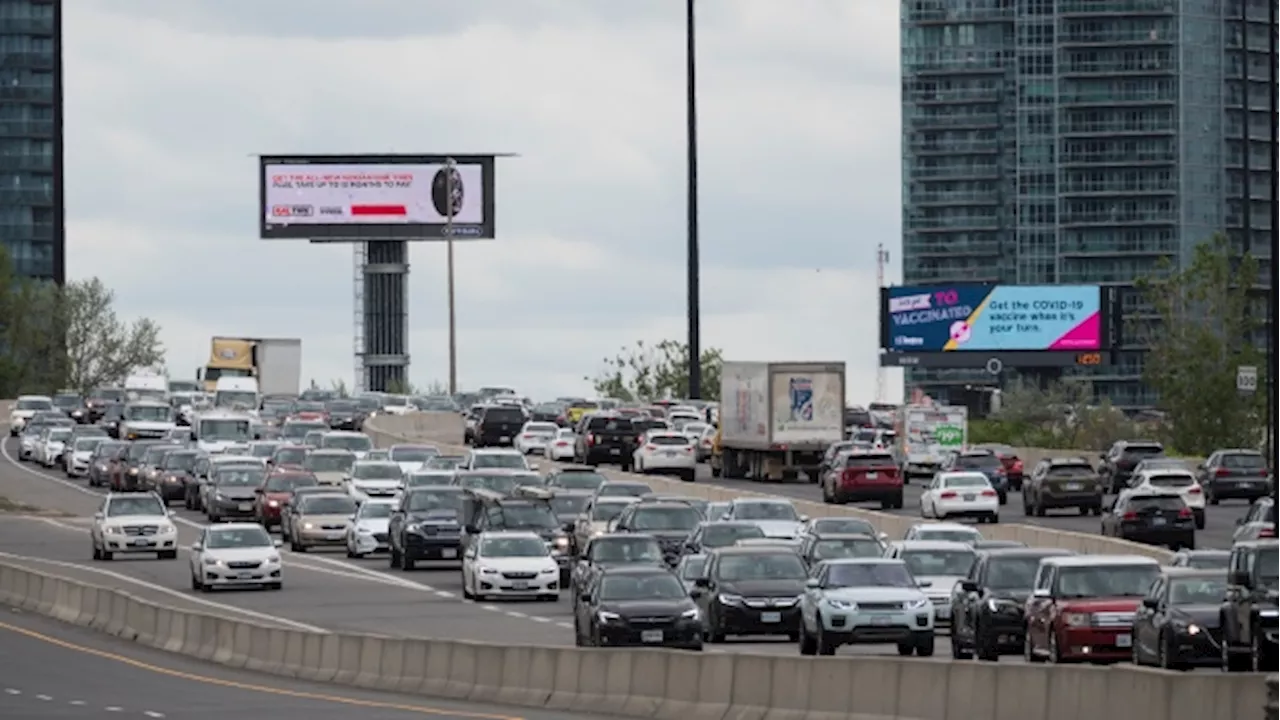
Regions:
[[573, 413, 637, 469]]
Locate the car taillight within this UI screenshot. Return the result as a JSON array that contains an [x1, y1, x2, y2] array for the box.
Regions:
[[1012, 459, 1023, 472], [1122, 511, 1138, 520], [586, 433, 595, 445], [555, 441, 568, 447], [939, 491, 957, 499], [1186, 486, 1201, 494], [1216, 468, 1231, 477], [1177, 507, 1192, 519], [980, 489, 996, 497], [1259, 527, 1276, 538], [645, 444, 657, 451], [521, 434, 532, 439]]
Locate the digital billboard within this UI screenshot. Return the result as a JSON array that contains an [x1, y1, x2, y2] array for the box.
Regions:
[[259, 154, 497, 241]]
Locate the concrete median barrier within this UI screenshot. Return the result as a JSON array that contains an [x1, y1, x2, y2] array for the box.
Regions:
[[0, 559, 1271, 720], [365, 414, 1175, 562]]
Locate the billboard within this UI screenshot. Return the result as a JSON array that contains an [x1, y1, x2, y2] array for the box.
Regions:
[[885, 284, 1102, 352], [259, 154, 496, 240]]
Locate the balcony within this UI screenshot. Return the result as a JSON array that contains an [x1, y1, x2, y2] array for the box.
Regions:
[[0, 52, 54, 70], [1057, 0, 1176, 17], [909, 138, 1002, 155], [909, 164, 1002, 180], [0, 18, 56, 34], [910, 191, 1003, 207], [1060, 210, 1177, 226], [0, 188, 52, 205], [0, 86, 53, 103]]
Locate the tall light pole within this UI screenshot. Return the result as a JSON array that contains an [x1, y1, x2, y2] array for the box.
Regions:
[[1267, 0, 1278, 504], [685, 0, 702, 399], [444, 157, 458, 395]]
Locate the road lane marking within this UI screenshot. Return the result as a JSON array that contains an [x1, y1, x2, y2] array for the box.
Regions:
[[0, 550, 326, 633], [0, 621, 527, 720]]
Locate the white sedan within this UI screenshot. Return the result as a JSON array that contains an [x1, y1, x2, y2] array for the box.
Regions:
[[919, 471, 999, 523], [36, 426, 73, 467], [90, 493, 179, 561], [547, 429, 577, 461], [513, 422, 559, 455], [189, 523, 283, 591], [346, 499, 394, 557], [632, 432, 698, 482], [461, 531, 561, 602], [1125, 469, 1207, 529]]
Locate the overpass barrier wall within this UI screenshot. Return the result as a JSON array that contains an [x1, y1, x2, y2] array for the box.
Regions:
[[0, 560, 1269, 720]]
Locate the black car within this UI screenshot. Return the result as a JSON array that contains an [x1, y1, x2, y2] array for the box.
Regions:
[[573, 414, 637, 468], [472, 405, 526, 448], [1169, 549, 1230, 570], [573, 565, 703, 650], [949, 547, 1075, 660], [682, 521, 766, 555], [1220, 540, 1279, 672], [150, 449, 200, 503], [52, 392, 89, 424], [692, 546, 807, 642], [1132, 568, 1227, 669], [570, 533, 666, 593], [611, 501, 704, 566], [1100, 440, 1165, 493], [1100, 490, 1196, 550], [99, 403, 125, 439], [325, 400, 365, 431], [86, 387, 126, 422], [120, 440, 173, 491], [529, 403, 563, 424], [388, 486, 467, 571], [1198, 449, 1272, 504]]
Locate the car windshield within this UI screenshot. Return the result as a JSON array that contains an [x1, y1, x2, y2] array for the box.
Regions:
[[813, 538, 884, 560], [900, 549, 976, 576], [481, 536, 547, 557], [717, 553, 807, 581], [598, 483, 651, 498], [250, 444, 279, 458], [523, 423, 557, 435], [405, 472, 453, 487], [1168, 578, 1227, 605], [142, 448, 172, 465], [352, 463, 403, 480], [1146, 473, 1194, 488], [304, 454, 355, 472], [1259, 548, 1279, 590], [986, 556, 1047, 590], [265, 474, 317, 492], [425, 455, 464, 470], [500, 504, 559, 529], [200, 419, 251, 440], [324, 435, 373, 452], [599, 573, 687, 601], [471, 453, 526, 470], [680, 556, 707, 579], [406, 491, 464, 514], [914, 528, 981, 544], [826, 562, 916, 589], [53, 394, 81, 408], [300, 495, 357, 515], [591, 538, 663, 563], [215, 391, 258, 409], [550, 496, 588, 516], [630, 506, 702, 532], [590, 501, 633, 521], [390, 446, 437, 462], [327, 402, 357, 414], [283, 422, 326, 439], [94, 443, 126, 458], [1222, 453, 1266, 469], [106, 496, 166, 516], [942, 475, 991, 488], [357, 502, 394, 519], [205, 527, 272, 549], [956, 455, 1001, 470], [733, 502, 798, 521], [1056, 564, 1161, 597], [1180, 554, 1229, 570], [215, 468, 266, 486], [74, 437, 105, 451], [127, 443, 163, 461], [702, 524, 766, 547], [125, 405, 169, 421], [1127, 495, 1186, 512], [459, 474, 521, 494], [810, 518, 877, 536], [273, 447, 307, 465], [552, 472, 606, 490], [47, 428, 72, 442], [17, 398, 53, 410]]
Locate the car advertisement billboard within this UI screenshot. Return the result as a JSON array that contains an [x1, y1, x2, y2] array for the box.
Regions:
[[259, 154, 497, 240], [883, 284, 1102, 352]]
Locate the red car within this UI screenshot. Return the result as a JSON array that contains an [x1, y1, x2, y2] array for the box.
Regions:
[[1023, 555, 1161, 663], [254, 470, 319, 529], [820, 451, 903, 509], [974, 444, 1024, 490], [268, 444, 309, 470]]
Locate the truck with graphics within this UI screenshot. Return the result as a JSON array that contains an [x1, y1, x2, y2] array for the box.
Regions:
[[897, 404, 969, 480], [198, 337, 302, 397], [712, 361, 846, 483]]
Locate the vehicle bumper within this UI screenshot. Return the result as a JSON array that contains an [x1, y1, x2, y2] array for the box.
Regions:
[[596, 621, 703, 648], [639, 458, 697, 472], [473, 572, 559, 596], [210, 500, 258, 518], [716, 603, 801, 635], [1037, 490, 1104, 508], [1121, 528, 1195, 547], [476, 433, 515, 447], [1169, 627, 1222, 665], [1209, 479, 1269, 500], [201, 565, 282, 586], [821, 610, 933, 642], [155, 480, 186, 501], [519, 441, 548, 454], [934, 500, 999, 518], [977, 611, 1026, 649], [404, 535, 462, 561], [1055, 627, 1134, 662], [548, 444, 575, 459], [296, 529, 349, 546], [835, 484, 902, 502], [101, 533, 179, 553], [68, 460, 91, 476], [351, 532, 390, 554], [585, 446, 628, 463]]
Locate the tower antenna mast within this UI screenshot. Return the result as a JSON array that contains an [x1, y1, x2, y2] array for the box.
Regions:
[[875, 243, 890, 403]]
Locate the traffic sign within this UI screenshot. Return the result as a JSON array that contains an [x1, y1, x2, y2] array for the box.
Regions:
[[1236, 366, 1258, 393]]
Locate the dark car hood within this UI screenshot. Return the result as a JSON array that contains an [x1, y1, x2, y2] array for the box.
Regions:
[[595, 559, 667, 570], [719, 579, 805, 596], [406, 510, 460, 525], [989, 589, 1030, 603], [600, 599, 696, 617], [214, 486, 258, 500], [1169, 605, 1220, 627]]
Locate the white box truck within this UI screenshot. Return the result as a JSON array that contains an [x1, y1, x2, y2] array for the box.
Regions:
[[714, 361, 845, 482], [898, 404, 969, 479], [257, 338, 302, 397]]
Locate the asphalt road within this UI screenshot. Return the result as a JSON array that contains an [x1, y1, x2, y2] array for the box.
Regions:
[[0, 605, 627, 720]]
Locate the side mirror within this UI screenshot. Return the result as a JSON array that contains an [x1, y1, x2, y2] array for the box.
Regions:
[[799, 515, 809, 523], [464, 525, 479, 534], [804, 578, 820, 589], [190, 543, 202, 552], [93, 512, 104, 520], [960, 580, 979, 593], [1032, 588, 1051, 598], [273, 539, 283, 548], [1141, 597, 1158, 610], [254, 488, 264, 494], [1229, 570, 1251, 588], [562, 521, 575, 532], [877, 532, 889, 542], [917, 580, 933, 588], [689, 588, 704, 599], [578, 592, 591, 603], [694, 577, 710, 588]]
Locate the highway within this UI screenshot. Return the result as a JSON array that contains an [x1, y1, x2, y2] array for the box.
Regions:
[[0, 604, 624, 720]]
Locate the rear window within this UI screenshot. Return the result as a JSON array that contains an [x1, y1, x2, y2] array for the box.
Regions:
[[587, 416, 632, 432], [1123, 445, 1164, 457], [846, 454, 895, 468], [1147, 473, 1194, 488], [1046, 464, 1095, 477], [482, 408, 525, 423], [1222, 453, 1266, 469], [1127, 495, 1185, 512], [650, 435, 691, 446], [956, 454, 1001, 469]]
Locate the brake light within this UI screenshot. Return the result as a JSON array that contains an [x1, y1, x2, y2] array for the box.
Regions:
[[1122, 511, 1138, 520], [521, 434, 532, 439], [1177, 507, 1192, 519], [1216, 468, 1231, 477], [586, 433, 595, 445], [980, 489, 996, 497], [645, 444, 657, 451], [1186, 486, 1201, 494], [939, 491, 957, 499], [682, 446, 693, 453], [1258, 527, 1276, 538], [1012, 459, 1023, 472]]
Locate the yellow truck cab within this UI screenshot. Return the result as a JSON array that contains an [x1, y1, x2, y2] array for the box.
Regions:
[[200, 338, 256, 393]]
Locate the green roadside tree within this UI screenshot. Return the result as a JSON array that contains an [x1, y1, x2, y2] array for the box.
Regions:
[[586, 339, 724, 402], [1137, 233, 1266, 455]]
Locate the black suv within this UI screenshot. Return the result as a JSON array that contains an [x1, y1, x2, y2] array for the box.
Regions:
[[388, 486, 467, 571], [472, 405, 527, 447], [949, 547, 1074, 660], [1099, 440, 1164, 493], [1100, 489, 1195, 550], [573, 413, 636, 468], [1198, 449, 1271, 504], [610, 500, 704, 566], [1220, 539, 1279, 672]]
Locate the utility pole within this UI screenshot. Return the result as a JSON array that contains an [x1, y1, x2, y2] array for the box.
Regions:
[[444, 158, 458, 395], [685, 0, 702, 399], [875, 243, 890, 403]]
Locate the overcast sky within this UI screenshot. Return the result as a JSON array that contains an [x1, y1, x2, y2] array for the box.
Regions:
[[65, 0, 904, 402]]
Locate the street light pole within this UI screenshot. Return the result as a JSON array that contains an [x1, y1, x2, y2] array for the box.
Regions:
[[1267, 0, 1278, 503], [445, 158, 458, 395], [685, 0, 702, 400]]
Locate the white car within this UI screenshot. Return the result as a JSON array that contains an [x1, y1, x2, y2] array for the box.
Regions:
[[64, 436, 106, 477], [883, 539, 978, 627], [8, 394, 53, 436], [632, 432, 698, 481], [18, 422, 63, 461], [461, 531, 561, 602], [35, 426, 74, 467], [513, 422, 559, 455], [1124, 469, 1207, 529], [90, 493, 179, 561], [319, 431, 374, 459], [723, 498, 807, 539], [379, 395, 414, 416], [902, 522, 984, 545], [346, 499, 395, 558], [118, 401, 177, 440], [189, 523, 283, 591], [463, 448, 532, 472], [345, 460, 405, 503], [919, 471, 999, 523], [389, 444, 439, 474], [547, 428, 577, 461]]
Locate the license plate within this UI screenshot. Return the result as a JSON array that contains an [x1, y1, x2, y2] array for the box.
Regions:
[[440, 548, 457, 559], [663, 451, 677, 457], [130, 539, 153, 547], [1237, 482, 1250, 488], [1064, 483, 1082, 491], [761, 612, 781, 623], [610, 448, 620, 455], [236, 573, 254, 580], [871, 616, 891, 626], [962, 493, 975, 501], [238, 503, 252, 511], [1152, 518, 1165, 526], [1115, 634, 1132, 648], [641, 630, 664, 643], [866, 472, 877, 479], [511, 581, 529, 590], [499, 436, 510, 443]]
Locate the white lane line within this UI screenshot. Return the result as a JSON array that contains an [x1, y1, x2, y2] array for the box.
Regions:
[[105, 706, 122, 712], [69, 700, 86, 706], [480, 604, 500, 612], [35, 694, 51, 701], [434, 590, 454, 598], [0, 550, 326, 633], [529, 615, 550, 623], [555, 622, 572, 629], [506, 611, 527, 618], [3, 688, 19, 695], [144, 712, 166, 718], [0, 440, 103, 499]]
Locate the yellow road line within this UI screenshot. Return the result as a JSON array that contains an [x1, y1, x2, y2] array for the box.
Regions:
[[0, 620, 523, 720]]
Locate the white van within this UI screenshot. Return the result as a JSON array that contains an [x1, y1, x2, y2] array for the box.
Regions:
[[192, 409, 253, 453], [213, 377, 260, 411], [124, 373, 168, 403]]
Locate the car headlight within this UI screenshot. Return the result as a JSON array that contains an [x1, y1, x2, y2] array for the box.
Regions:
[[203, 557, 221, 566], [540, 566, 557, 575], [597, 611, 621, 623], [405, 523, 421, 533], [214, 492, 225, 501], [266, 555, 281, 564], [825, 598, 857, 610], [128, 468, 139, 475], [479, 566, 498, 575], [302, 522, 315, 530], [104, 526, 123, 535], [986, 598, 1019, 613], [680, 608, 701, 620], [717, 593, 744, 606], [158, 524, 175, 534], [553, 536, 569, 550], [1183, 623, 1202, 636], [1063, 612, 1091, 627], [906, 597, 930, 610]]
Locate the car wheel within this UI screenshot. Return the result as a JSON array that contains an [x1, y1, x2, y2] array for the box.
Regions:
[[191, 573, 203, 592], [402, 555, 415, 571], [91, 544, 101, 561], [815, 624, 836, 656], [1024, 632, 1044, 663], [1254, 629, 1278, 672], [389, 547, 401, 568], [798, 621, 817, 656], [915, 633, 936, 657], [267, 582, 283, 591]]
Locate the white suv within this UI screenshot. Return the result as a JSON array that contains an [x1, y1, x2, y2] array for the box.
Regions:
[[90, 493, 179, 561], [8, 395, 53, 436]]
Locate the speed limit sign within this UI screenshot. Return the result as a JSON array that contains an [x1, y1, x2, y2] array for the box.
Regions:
[[1236, 366, 1257, 393]]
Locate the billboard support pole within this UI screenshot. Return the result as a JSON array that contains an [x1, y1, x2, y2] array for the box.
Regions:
[[445, 158, 458, 396]]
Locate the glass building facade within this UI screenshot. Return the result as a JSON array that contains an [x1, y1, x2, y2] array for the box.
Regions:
[[0, 0, 61, 283], [901, 0, 1277, 410]]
